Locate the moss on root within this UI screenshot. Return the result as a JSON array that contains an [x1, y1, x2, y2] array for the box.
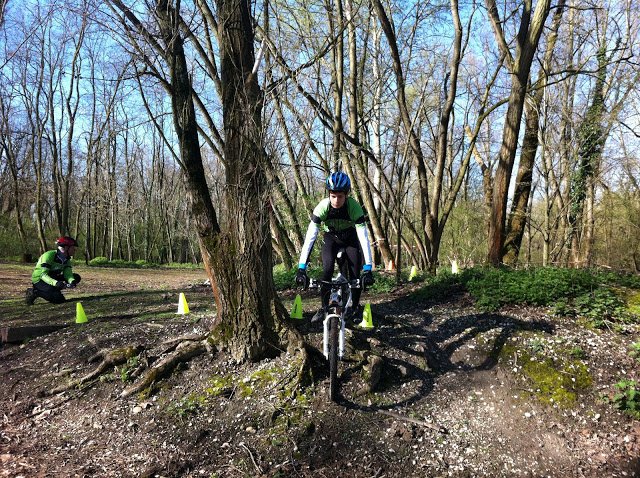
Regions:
[[626, 289, 640, 316]]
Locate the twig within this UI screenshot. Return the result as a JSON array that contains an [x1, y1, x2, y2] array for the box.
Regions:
[[368, 468, 384, 478], [240, 443, 263, 475], [377, 409, 447, 433]]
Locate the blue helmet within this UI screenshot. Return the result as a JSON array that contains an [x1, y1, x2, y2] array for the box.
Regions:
[[326, 171, 351, 193]]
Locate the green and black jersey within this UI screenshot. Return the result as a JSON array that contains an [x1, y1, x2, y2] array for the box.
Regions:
[[310, 197, 366, 232], [31, 250, 76, 286], [299, 197, 373, 268]]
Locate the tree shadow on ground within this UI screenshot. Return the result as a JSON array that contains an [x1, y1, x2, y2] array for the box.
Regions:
[[289, 295, 557, 474], [294, 294, 555, 413]]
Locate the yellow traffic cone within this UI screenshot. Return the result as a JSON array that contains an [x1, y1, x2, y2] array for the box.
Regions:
[[290, 294, 303, 319], [358, 302, 374, 329], [408, 265, 418, 282], [177, 292, 190, 315], [451, 259, 460, 274], [75, 302, 88, 324]]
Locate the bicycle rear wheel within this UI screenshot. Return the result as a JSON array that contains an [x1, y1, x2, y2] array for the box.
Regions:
[[328, 314, 339, 401]]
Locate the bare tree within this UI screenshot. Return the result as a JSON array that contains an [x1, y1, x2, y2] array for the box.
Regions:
[[0, 92, 30, 258], [503, 0, 566, 266], [0, 0, 7, 26], [106, 0, 302, 362], [371, 0, 478, 273], [484, 0, 552, 266]]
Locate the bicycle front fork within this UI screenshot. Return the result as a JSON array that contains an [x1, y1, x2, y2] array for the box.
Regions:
[[323, 313, 345, 359]]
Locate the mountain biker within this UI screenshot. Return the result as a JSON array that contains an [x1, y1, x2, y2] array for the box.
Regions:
[[296, 171, 375, 322], [25, 236, 82, 305]]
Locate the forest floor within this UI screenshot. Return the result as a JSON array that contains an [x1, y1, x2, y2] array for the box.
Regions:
[[1, 262, 639, 478]]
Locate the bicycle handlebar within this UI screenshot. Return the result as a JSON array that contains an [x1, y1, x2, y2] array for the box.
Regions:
[[306, 277, 364, 291]]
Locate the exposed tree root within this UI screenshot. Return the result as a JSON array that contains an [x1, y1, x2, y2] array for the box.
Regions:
[[158, 334, 208, 355], [120, 338, 213, 398], [45, 345, 144, 396], [44, 334, 215, 399], [274, 320, 325, 398]]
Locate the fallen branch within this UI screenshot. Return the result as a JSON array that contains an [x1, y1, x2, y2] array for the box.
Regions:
[[377, 409, 447, 433], [1, 325, 68, 344]]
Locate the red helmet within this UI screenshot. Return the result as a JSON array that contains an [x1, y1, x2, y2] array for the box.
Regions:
[[56, 236, 78, 247]]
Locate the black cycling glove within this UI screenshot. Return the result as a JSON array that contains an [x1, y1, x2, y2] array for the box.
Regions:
[[362, 271, 374, 287], [295, 268, 309, 288]]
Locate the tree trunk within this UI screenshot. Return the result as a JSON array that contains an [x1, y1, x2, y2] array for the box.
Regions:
[[0, 96, 29, 256], [567, 44, 608, 267], [424, 0, 463, 273], [488, 76, 532, 265], [153, 0, 297, 361], [503, 0, 565, 266], [343, 0, 393, 268], [583, 177, 595, 267], [502, 98, 538, 266], [372, 0, 429, 266], [485, 0, 552, 266]]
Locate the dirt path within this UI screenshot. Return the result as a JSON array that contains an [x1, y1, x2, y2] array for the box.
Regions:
[[0, 264, 638, 477]]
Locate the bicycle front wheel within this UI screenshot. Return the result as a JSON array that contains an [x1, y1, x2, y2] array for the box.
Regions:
[[328, 314, 339, 401]]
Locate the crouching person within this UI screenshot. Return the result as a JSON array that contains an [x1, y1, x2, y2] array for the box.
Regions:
[[26, 236, 81, 305]]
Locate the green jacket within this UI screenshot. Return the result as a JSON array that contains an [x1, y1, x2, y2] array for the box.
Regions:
[[32, 250, 76, 286], [311, 197, 366, 232]]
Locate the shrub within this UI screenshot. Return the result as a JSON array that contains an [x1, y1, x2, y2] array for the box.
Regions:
[[467, 267, 601, 311], [410, 266, 640, 324], [367, 272, 396, 293], [88, 256, 110, 266], [609, 379, 640, 418], [273, 264, 298, 291], [573, 288, 630, 327], [413, 270, 467, 302]]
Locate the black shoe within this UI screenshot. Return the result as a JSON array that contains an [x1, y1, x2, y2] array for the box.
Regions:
[[345, 304, 363, 323], [25, 287, 36, 305], [311, 306, 326, 323]]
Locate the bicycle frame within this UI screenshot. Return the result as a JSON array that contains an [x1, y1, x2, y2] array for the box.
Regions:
[[310, 274, 361, 360], [304, 249, 365, 401]]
